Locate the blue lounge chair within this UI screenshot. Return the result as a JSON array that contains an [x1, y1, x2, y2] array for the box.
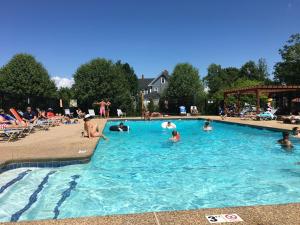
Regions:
[[179, 106, 187, 116]]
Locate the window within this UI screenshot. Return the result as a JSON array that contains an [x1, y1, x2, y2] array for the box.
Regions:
[[154, 87, 158, 92], [161, 77, 165, 84]]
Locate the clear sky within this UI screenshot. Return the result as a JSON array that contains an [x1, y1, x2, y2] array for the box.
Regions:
[[0, 0, 299, 85]]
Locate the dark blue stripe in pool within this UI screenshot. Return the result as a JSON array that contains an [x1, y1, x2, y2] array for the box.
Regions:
[[10, 171, 56, 222], [0, 169, 31, 194], [53, 175, 80, 219]]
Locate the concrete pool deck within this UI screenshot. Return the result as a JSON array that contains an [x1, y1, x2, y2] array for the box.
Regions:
[[1, 115, 300, 224]]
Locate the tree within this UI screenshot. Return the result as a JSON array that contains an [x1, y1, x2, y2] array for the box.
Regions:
[[147, 99, 155, 112], [0, 54, 57, 109], [58, 87, 74, 108], [73, 58, 134, 115], [274, 33, 300, 84], [204, 64, 223, 94], [240, 59, 269, 81], [166, 63, 205, 112], [115, 61, 138, 96]]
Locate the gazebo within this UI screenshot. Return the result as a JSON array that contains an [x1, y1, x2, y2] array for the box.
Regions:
[[223, 85, 300, 114]]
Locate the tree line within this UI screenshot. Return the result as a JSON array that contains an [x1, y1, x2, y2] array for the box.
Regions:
[[0, 33, 299, 115]]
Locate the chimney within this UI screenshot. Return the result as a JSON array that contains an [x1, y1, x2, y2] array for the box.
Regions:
[[142, 74, 144, 79]]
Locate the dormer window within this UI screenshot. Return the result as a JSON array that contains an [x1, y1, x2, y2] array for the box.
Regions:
[[161, 77, 165, 84]]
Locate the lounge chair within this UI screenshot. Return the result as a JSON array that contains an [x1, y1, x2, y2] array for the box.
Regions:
[[9, 108, 36, 134], [88, 109, 96, 117], [64, 109, 73, 118], [179, 106, 187, 116], [256, 109, 278, 120], [190, 106, 199, 115], [117, 109, 126, 117], [0, 127, 26, 142]]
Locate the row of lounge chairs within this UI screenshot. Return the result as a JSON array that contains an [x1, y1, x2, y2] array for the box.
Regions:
[[240, 108, 278, 120], [0, 108, 62, 142]]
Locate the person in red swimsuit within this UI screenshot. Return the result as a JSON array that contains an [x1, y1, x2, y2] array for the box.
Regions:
[[170, 130, 180, 142]]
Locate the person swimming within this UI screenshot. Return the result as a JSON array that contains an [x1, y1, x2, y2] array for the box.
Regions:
[[118, 122, 125, 131], [278, 131, 293, 149], [170, 130, 180, 142], [166, 121, 176, 129], [292, 127, 300, 138], [203, 121, 212, 131]]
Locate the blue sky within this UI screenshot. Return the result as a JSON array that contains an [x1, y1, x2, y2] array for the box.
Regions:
[[0, 0, 299, 85]]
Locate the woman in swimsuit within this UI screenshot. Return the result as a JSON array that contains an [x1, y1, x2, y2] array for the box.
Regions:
[[83, 115, 108, 139], [106, 99, 111, 118], [170, 130, 180, 142]]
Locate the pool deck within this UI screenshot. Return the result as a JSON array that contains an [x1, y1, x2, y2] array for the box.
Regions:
[[1, 115, 300, 224]]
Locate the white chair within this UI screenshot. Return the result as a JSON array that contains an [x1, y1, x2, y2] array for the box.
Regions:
[[88, 109, 96, 117], [117, 109, 126, 117], [190, 106, 199, 115]]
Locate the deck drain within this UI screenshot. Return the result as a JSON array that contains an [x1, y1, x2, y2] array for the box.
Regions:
[[206, 214, 243, 223]]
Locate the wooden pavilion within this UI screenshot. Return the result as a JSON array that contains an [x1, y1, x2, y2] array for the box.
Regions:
[[223, 85, 300, 114]]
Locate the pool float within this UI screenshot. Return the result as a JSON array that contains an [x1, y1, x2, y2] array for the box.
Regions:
[[161, 122, 176, 129], [109, 125, 129, 132]]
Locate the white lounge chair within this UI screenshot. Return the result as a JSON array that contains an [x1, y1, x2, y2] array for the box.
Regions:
[[190, 106, 199, 115], [88, 109, 96, 117], [64, 109, 73, 117], [117, 109, 126, 117]]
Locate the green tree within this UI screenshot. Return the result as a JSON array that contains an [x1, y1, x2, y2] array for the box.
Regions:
[[204, 64, 223, 94], [166, 63, 205, 112], [58, 87, 74, 108], [73, 58, 134, 115], [240, 59, 269, 81], [0, 54, 57, 109], [274, 33, 300, 84], [116, 61, 138, 96], [147, 99, 155, 112]]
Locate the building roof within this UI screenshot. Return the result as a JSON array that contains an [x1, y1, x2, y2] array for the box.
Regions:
[[138, 78, 154, 90], [148, 70, 170, 86], [224, 85, 300, 95]]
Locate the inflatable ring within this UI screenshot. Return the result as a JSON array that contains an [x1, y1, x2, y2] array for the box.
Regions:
[[109, 125, 129, 132], [161, 122, 176, 129]]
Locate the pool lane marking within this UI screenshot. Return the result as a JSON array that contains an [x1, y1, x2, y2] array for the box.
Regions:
[[10, 171, 56, 222], [53, 175, 80, 219], [0, 169, 31, 194]]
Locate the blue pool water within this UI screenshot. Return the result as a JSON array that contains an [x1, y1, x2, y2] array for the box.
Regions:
[[1, 119, 300, 222]]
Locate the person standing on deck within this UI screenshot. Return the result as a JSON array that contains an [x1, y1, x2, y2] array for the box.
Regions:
[[106, 99, 111, 118], [94, 99, 106, 118]]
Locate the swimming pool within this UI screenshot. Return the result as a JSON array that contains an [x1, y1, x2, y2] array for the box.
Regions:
[[1, 119, 300, 222]]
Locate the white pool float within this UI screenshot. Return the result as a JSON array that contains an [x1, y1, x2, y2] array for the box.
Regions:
[[161, 122, 176, 129]]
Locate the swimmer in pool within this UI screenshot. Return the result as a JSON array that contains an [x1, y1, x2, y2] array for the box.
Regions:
[[292, 127, 300, 138], [118, 122, 126, 132], [203, 121, 213, 131], [277, 131, 293, 149], [170, 130, 180, 142], [166, 121, 176, 129]]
